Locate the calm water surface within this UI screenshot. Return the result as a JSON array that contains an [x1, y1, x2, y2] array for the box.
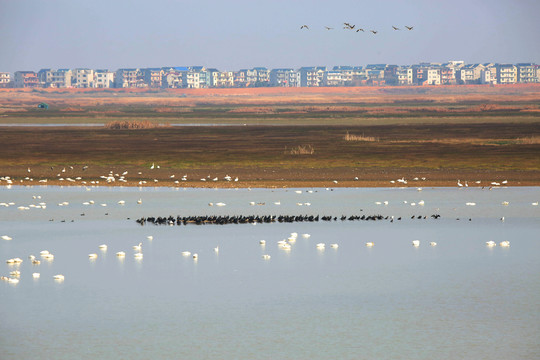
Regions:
[[1, 185, 539, 359]]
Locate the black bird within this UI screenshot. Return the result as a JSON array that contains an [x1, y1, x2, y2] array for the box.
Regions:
[[370, 30, 378, 34], [300, 25, 309, 30], [405, 26, 414, 30], [324, 26, 333, 30], [392, 26, 400, 30], [356, 28, 365, 32]]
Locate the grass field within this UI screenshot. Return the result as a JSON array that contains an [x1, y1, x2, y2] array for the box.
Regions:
[[1, 85, 539, 187]]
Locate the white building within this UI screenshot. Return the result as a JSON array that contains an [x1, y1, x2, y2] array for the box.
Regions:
[[72, 69, 94, 88], [94, 69, 114, 88], [0, 72, 10, 87]]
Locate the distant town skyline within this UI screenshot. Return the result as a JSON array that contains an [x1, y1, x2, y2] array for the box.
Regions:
[[1, 0, 539, 74]]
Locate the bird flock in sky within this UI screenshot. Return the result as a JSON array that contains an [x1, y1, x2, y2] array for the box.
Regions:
[[300, 23, 414, 34]]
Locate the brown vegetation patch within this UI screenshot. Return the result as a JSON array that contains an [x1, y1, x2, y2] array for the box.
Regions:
[[105, 120, 171, 129]]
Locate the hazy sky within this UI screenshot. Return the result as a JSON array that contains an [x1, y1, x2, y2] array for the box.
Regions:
[[1, 0, 539, 73]]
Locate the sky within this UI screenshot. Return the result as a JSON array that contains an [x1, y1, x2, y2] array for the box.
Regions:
[[1, 0, 539, 73]]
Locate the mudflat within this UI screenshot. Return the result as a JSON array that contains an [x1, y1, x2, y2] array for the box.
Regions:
[[1, 85, 539, 188]]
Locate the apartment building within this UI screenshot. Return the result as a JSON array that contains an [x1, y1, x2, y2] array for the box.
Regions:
[[0, 72, 10, 87], [516, 63, 538, 83], [323, 70, 344, 86], [234, 70, 248, 87], [14, 71, 39, 87], [72, 69, 95, 88], [37, 69, 54, 86], [214, 71, 234, 88], [299, 67, 326, 87], [115, 68, 142, 88], [496, 64, 517, 84], [141, 68, 162, 88], [253, 67, 270, 84], [270, 68, 299, 87], [94, 69, 114, 88]]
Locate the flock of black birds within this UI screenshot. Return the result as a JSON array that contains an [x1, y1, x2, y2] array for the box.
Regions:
[[136, 213, 441, 226], [300, 23, 413, 34]]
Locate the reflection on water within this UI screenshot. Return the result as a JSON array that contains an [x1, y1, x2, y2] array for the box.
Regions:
[[1, 186, 539, 359]]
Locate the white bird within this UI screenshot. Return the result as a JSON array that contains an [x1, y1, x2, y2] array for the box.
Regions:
[[118, 200, 125, 205], [214, 246, 219, 253], [147, 236, 153, 240], [216, 202, 226, 207], [134, 253, 143, 259], [192, 253, 198, 260], [54, 274, 65, 281], [330, 243, 339, 248], [316, 243, 325, 249], [302, 233, 311, 239], [262, 254, 271, 260], [116, 251, 126, 257], [133, 242, 142, 251], [259, 240, 266, 245], [457, 180, 463, 187], [430, 242, 437, 246], [1, 235, 12, 241], [499, 240, 510, 247], [88, 253, 98, 259], [181, 251, 191, 256], [99, 244, 108, 250], [412, 240, 420, 247], [532, 202, 539, 206], [32, 273, 40, 278], [365, 242, 374, 247]]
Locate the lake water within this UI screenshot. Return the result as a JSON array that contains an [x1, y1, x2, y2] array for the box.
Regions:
[[1, 185, 539, 359]]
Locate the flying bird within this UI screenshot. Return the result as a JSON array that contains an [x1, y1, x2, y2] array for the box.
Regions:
[[405, 26, 414, 30], [370, 30, 378, 34], [356, 28, 365, 32], [324, 26, 334, 30], [300, 25, 309, 29], [392, 26, 400, 30]]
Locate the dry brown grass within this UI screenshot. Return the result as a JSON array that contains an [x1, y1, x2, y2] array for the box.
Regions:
[[517, 136, 540, 144], [105, 120, 170, 130], [288, 144, 315, 155], [344, 131, 379, 142]]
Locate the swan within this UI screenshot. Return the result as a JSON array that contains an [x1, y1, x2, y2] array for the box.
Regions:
[[137, 199, 142, 204], [412, 240, 420, 247], [8, 278, 19, 284], [430, 242, 437, 246], [134, 253, 143, 259], [259, 240, 266, 245], [316, 243, 325, 249], [181, 251, 191, 256], [116, 251, 126, 257], [280, 243, 292, 250], [88, 253, 98, 259], [32, 273, 40, 278], [99, 244, 107, 250], [118, 200, 125, 205], [133, 243, 142, 251], [53, 274, 64, 281], [147, 236, 153, 240], [1, 235, 12, 241], [365, 242, 374, 247], [499, 241, 510, 247], [262, 254, 271, 260], [192, 253, 198, 259], [501, 201, 509, 206], [214, 246, 219, 253], [330, 243, 339, 248], [532, 202, 539, 206]]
